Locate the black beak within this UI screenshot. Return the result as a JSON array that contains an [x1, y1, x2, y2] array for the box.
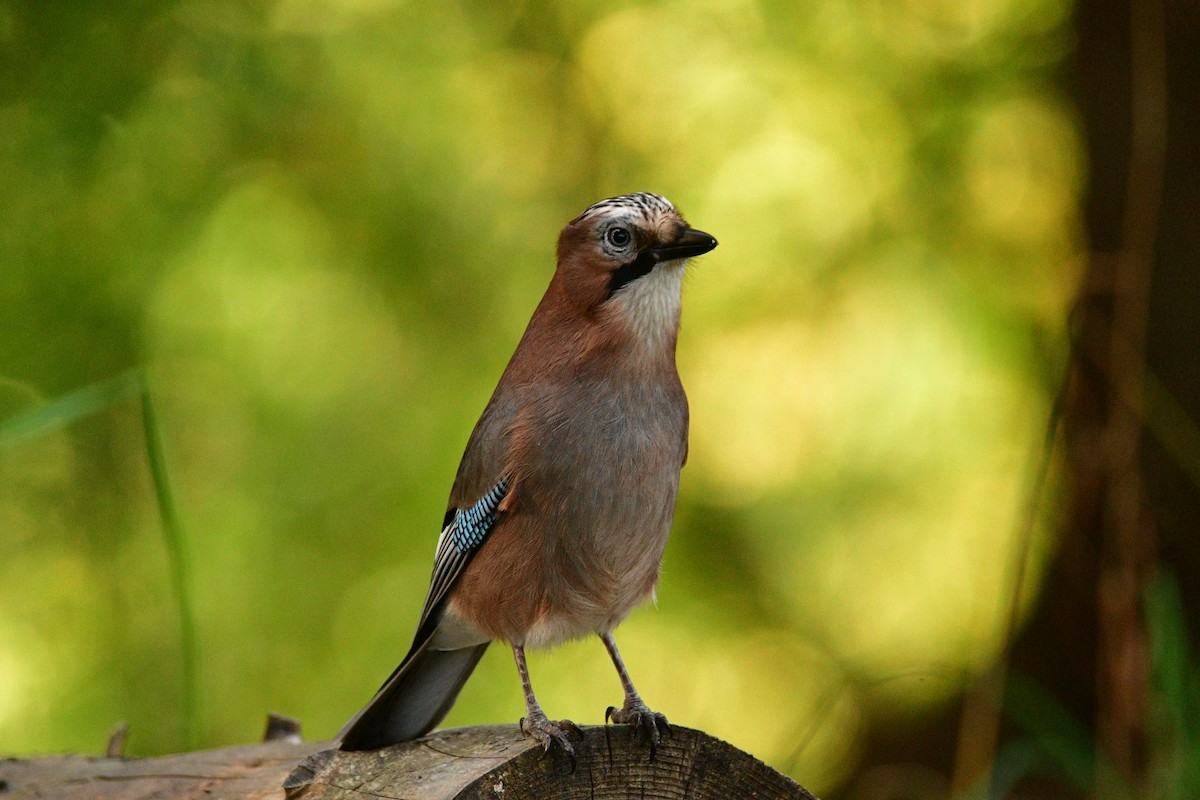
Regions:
[[651, 228, 718, 262]]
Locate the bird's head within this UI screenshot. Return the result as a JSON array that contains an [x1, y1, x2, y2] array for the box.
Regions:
[[553, 194, 717, 342]]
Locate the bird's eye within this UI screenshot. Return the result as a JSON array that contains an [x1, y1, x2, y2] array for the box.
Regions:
[[605, 227, 632, 248]]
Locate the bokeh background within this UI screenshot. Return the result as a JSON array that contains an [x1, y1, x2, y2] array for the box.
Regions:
[[2, 1, 1195, 798]]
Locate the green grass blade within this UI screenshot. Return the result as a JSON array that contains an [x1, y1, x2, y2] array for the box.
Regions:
[[0, 370, 142, 448], [138, 372, 198, 751], [0, 371, 199, 751], [1005, 671, 1134, 798], [1145, 572, 1200, 800]]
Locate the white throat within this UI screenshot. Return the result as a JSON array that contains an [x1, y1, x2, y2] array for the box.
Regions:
[[612, 259, 686, 352]]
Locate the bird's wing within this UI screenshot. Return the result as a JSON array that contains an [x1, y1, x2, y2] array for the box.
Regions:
[[411, 476, 510, 645]]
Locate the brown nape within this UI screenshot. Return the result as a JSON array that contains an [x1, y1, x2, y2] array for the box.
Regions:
[[555, 220, 589, 266], [553, 223, 613, 314]]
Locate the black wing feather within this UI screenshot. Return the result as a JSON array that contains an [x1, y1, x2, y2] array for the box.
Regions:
[[409, 476, 509, 648]]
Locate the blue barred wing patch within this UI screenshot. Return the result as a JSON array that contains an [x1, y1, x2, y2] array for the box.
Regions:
[[451, 477, 509, 553], [415, 476, 511, 636]]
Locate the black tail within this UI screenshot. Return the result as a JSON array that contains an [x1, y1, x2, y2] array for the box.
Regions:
[[338, 641, 489, 751]]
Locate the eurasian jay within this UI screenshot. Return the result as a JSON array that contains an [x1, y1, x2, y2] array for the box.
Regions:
[[338, 193, 718, 757]]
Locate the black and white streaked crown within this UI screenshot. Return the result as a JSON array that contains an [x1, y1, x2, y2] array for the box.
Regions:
[[573, 192, 676, 224]]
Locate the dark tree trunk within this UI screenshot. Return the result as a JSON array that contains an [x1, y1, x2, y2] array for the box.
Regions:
[[1008, 0, 1199, 795]]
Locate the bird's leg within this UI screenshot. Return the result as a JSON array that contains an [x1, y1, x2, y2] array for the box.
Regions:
[[601, 632, 671, 754], [512, 644, 581, 761]]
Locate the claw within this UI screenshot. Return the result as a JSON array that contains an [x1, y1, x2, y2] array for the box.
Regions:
[[520, 712, 580, 772], [606, 698, 670, 760]]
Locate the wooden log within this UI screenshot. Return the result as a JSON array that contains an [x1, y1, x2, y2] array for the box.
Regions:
[[0, 724, 817, 799], [0, 740, 327, 800]]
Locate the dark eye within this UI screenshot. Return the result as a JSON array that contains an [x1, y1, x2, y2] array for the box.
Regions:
[[605, 227, 632, 248]]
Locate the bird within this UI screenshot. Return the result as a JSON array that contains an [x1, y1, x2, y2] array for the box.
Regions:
[[337, 192, 718, 758]]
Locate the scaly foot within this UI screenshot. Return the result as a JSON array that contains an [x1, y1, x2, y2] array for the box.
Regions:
[[606, 698, 671, 757], [520, 711, 582, 769]]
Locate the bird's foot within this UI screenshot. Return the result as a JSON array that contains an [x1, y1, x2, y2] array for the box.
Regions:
[[520, 711, 581, 769], [606, 698, 671, 757]]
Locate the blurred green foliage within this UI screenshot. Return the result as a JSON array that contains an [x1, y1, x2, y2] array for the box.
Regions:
[[0, 0, 1079, 793], [992, 574, 1200, 800]]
